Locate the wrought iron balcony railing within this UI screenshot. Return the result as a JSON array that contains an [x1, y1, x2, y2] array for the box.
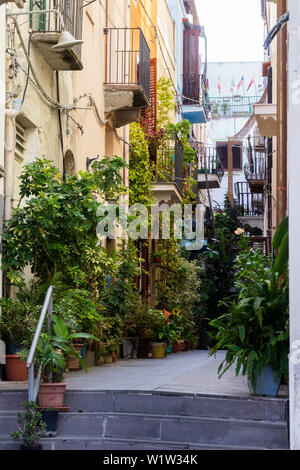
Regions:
[[104, 28, 150, 105], [29, 0, 83, 58], [244, 137, 267, 182], [198, 144, 224, 180], [155, 133, 184, 194], [182, 74, 209, 110], [235, 182, 265, 217], [209, 95, 262, 119]]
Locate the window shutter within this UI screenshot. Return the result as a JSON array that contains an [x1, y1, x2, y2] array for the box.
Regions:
[[140, 58, 157, 135], [183, 29, 199, 104], [233, 144, 243, 171], [216, 143, 228, 170]]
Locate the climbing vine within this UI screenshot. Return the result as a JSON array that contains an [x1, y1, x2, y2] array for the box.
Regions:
[[129, 122, 154, 208]]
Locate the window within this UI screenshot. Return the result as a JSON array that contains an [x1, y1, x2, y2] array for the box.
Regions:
[[15, 122, 26, 164], [14, 121, 26, 205], [216, 141, 242, 171]]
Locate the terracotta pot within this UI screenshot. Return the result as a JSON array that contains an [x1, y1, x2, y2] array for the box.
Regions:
[[178, 340, 185, 352], [4, 355, 28, 382], [172, 342, 180, 353], [182, 341, 189, 351], [67, 344, 83, 371], [38, 383, 67, 409], [111, 351, 118, 363]]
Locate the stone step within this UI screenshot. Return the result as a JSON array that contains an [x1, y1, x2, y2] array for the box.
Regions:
[[0, 436, 287, 451], [0, 390, 287, 422], [0, 411, 289, 449], [63, 390, 289, 422]]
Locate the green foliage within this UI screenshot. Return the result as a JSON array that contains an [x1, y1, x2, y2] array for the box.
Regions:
[[2, 157, 126, 284], [0, 296, 40, 348], [12, 402, 46, 447], [192, 197, 240, 347], [157, 77, 175, 129], [155, 240, 201, 340], [129, 123, 154, 207], [101, 243, 141, 320], [20, 315, 98, 383], [273, 216, 289, 277], [209, 223, 290, 392], [210, 271, 289, 392]]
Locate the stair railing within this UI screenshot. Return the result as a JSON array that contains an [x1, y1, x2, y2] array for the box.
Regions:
[[27, 286, 54, 403]]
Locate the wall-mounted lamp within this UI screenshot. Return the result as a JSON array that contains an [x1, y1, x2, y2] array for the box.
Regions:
[[6, 8, 84, 51], [86, 156, 99, 171]]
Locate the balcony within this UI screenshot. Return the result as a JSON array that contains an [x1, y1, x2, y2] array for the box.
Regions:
[[152, 133, 184, 204], [182, 74, 208, 124], [209, 95, 262, 120], [235, 181, 265, 234], [244, 138, 267, 193], [29, 0, 83, 70], [253, 103, 277, 137], [104, 28, 150, 127], [195, 144, 224, 189]]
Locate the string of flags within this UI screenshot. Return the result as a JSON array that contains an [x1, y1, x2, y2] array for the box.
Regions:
[[207, 76, 256, 94]]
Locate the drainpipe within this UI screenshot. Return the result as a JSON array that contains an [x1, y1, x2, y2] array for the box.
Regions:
[[276, 0, 288, 226], [4, 108, 17, 221]]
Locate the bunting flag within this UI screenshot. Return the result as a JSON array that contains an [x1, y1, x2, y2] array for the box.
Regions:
[[247, 78, 255, 92], [230, 79, 235, 93], [217, 77, 221, 94], [206, 78, 209, 91], [237, 75, 244, 91]]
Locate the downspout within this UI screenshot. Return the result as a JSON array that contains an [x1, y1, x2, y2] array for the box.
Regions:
[[276, 0, 288, 226], [56, 71, 65, 182], [267, 66, 273, 247], [4, 109, 17, 221]]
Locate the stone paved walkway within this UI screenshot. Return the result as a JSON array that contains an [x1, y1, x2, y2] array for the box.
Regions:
[[0, 350, 254, 396]]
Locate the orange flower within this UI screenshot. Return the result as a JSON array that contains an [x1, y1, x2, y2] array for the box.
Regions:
[[162, 309, 171, 319]]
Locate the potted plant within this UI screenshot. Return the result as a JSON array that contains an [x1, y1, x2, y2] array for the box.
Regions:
[[125, 303, 156, 359], [21, 315, 98, 410], [0, 297, 39, 382], [210, 224, 289, 397], [11, 401, 46, 450], [149, 309, 174, 359], [151, 250, 165, 264]]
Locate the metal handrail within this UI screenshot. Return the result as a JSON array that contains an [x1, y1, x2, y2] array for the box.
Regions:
[[27, 286, 54, 402]]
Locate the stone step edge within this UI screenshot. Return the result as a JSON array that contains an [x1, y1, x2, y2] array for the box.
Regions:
[[0, 388, 289, 403], [0, 436, 290, 451], [0, 411, 289, 427]]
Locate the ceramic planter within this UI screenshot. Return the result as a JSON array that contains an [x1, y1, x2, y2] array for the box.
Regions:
[[166, 342, 173, 355], [38, 383, 67, 409], [4, 355, 28, 382], [249, 366, 281, 397], [85, 350, 96, 368], [151, 342, 166, 359]]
